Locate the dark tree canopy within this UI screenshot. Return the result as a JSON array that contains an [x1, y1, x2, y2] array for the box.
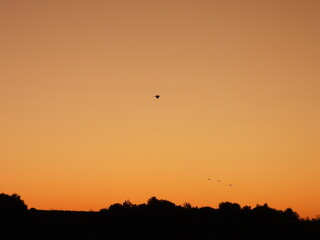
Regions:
[[147, 196, 176, 209], [0, 192, 318, 239], [0, 193, 28, 215], [219, 201, 241, 212]]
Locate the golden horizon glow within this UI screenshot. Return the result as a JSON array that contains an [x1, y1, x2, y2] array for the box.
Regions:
[[1, 0, 320, 218]]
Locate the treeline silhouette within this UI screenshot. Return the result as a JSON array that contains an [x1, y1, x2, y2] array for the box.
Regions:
[[1, 193, 320, 239]]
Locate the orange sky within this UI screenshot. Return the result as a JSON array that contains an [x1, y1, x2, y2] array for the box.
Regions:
[[0, 0, 319, 218]]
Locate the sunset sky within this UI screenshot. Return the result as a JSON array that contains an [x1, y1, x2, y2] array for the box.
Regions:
[[1, 0, 319, 218]]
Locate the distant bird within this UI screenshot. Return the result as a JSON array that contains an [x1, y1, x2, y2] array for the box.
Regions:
[[154, 95, 160, 99], [217, 180, 221, 182], [208, 178, 211, 181], [229, 184, 233, 187]]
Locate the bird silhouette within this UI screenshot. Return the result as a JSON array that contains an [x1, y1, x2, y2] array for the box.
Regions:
[[208, 178, 211, 181], [229, 184, 233, 187], [154, 95, 160, 99]]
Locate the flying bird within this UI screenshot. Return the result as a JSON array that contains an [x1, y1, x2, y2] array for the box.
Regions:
[[229, 184, 233, 187], [217, 180, 221, 182], [154, 95, 160, 99], [208, 178, 211, 181]]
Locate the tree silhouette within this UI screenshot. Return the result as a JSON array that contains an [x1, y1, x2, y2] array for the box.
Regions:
[[147, 196, 176, 209], [1, 192, 319, 239], [218, 201, 241, 213], [0, 193, 28, 215], [283, 208, 299, 221]]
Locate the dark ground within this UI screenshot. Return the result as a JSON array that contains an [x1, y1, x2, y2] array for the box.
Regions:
[[1, 193, 320, 239]]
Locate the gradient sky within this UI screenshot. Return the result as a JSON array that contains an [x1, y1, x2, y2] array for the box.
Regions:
[[1, 0, 319, 218]]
